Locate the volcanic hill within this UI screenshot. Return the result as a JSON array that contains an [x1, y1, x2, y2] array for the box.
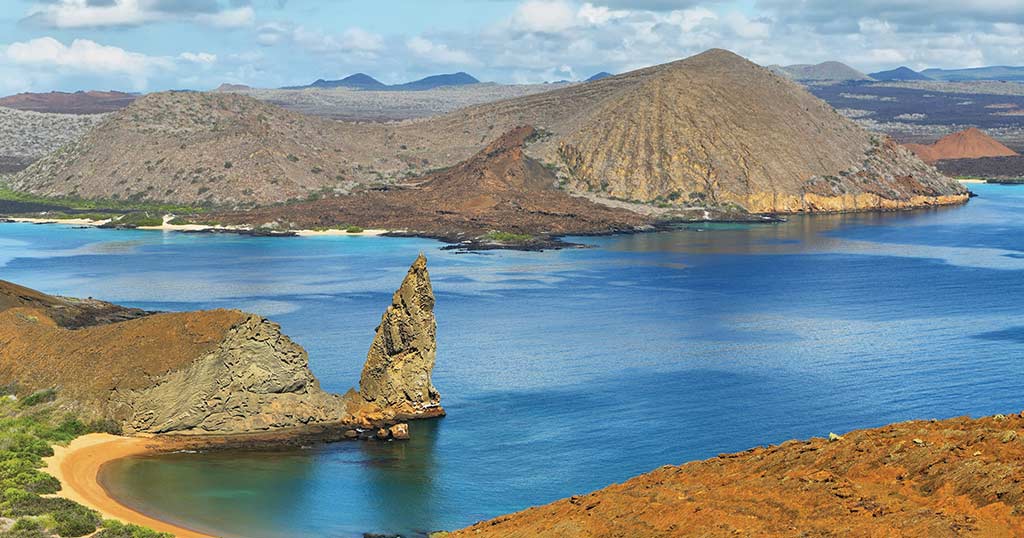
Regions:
[[0, 90, 136, 114], [450, 413, 1024, 537], [11, 49, 967, 217], [0, 255, 443, 439], [769, 61, 873, 81], [905, 128, 1019, 163], [207, 126, 649, 244]]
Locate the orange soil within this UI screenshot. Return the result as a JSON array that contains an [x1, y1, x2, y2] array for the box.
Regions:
[[450, 414, 1024, 537]]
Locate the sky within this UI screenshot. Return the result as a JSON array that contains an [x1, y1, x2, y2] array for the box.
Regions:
[[0, 0, 1022, 94]]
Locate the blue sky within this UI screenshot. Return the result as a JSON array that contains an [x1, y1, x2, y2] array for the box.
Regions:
[[1, 0, 1022, 94]]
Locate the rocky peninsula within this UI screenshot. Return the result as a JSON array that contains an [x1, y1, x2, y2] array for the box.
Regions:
[[0, 254, 443, 441]]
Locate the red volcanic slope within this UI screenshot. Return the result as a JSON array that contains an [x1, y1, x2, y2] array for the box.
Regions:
[[905, 128, 1019, 163]]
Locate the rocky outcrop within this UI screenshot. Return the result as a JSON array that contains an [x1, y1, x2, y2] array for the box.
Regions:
[[113, 315, 346, 435], [358, 254, 443, 419], [449, 413, 1024, 537], [0, 256, 443, 438]]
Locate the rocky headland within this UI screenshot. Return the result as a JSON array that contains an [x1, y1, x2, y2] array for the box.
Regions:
[[0, 254, 443, 442], [449, 413, 1024, 537]]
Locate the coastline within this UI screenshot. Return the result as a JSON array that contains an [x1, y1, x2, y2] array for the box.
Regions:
[[2, 216, 390, 237], [44, 433, 215, 538]]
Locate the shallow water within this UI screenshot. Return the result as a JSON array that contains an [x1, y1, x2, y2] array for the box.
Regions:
[[3, 184, 1023, 537]]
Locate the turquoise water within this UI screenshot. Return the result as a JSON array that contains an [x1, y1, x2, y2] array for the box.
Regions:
[[3, 184, 1024, 537]]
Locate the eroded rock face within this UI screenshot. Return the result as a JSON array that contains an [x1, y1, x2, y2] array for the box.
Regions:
[[114, 315, 346, 435], [359, 254, 443, 419]]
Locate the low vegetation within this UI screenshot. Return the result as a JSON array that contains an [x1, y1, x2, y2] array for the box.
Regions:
[[0, 389, 168, 538], [0, 186, 204, 215], [483, 230, 533, 243]]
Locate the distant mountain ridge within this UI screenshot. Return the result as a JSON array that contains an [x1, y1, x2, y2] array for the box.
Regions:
[[869, 66, 932, 81], [586, 72, 614, 82], [769, 61, 873, 81], [284, 72, 480, 91], [921, 66, 1024, 82]]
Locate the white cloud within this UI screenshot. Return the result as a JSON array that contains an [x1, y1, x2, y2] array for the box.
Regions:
[[195, 7, 255, 28], [1, 37, 223, 91], [407, 37, 477, 65], [512, 0, 577, 33], [724, 12, 770, 40], [6, 37, 168, 75], [24, 0, 255, 29], [179, 52, 218, 65], [263, 23, 384, 57]]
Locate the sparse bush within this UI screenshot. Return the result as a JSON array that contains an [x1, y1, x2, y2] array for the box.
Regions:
[[483, 231, 532, 242], [345, 226, 364, 233], [286, 154, 299, 162], [223, 161, 232, 169], [95, 520, 173, 538], [19, 391, 55, 408], [52, 505, 101, 537]]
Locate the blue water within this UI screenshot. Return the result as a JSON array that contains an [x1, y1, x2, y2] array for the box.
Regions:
[[3, 184, 1023, 537]]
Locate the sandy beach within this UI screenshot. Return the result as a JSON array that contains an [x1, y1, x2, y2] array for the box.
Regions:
[[44, 434, 215, 538], [4, 215, 390, 236]]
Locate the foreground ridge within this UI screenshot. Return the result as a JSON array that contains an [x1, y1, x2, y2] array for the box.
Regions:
[[449, 413, 1024, 537]]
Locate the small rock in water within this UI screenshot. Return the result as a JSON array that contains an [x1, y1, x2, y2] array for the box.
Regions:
[[343, 429, 358, 439], [376, 427, 390, 440], [389, 423, 410, 440]]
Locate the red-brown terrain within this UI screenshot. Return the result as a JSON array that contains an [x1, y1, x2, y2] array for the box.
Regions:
[[451, 414, 1024, 537], [905, 128, 1019, 163], [0, 91, 136, 114], [207, 126, 650, 245]]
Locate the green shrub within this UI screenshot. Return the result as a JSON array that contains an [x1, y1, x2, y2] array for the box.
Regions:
[[11, 518, 42, 531], [483, 231, 532, 243], [0, 434, 52, 457], [96, 520, 173, 538], [52, 505, 101, 537], [19, 391, 55, 408], [345, 225, 364, 233]]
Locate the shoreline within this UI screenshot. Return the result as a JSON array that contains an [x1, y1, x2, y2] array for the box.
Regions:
[[1, 216, 390, 237], [44, 433, 215, 538]]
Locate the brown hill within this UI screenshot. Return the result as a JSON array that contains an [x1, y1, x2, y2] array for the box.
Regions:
[[207, 126, 649, 242], [0, 91, 136, 114], [0, 255, 443, 438], [450, 413, 1024, 537], [0, 280, 148, 328], [11, 49, 967, 215], [905, 128, 1019, 163]]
